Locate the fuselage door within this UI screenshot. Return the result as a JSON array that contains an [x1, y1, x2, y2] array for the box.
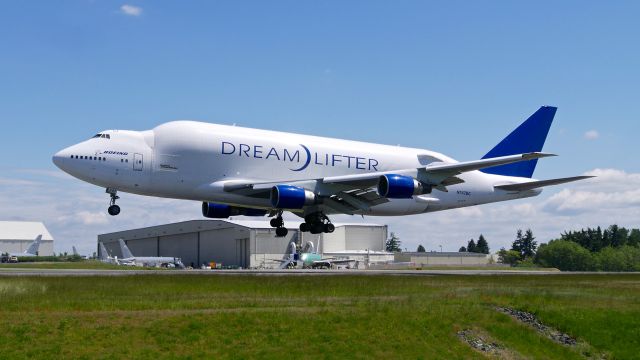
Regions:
[[133, 153, 143, 171]]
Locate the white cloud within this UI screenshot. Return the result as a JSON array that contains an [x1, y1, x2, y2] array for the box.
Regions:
[[584, 130, 599, 140], [0, 167, 638, 256], [120, 4, 143, 17]]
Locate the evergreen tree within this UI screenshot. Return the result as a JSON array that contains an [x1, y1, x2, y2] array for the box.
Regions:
[[467, 239, 477, 253], [417, 244, 426, 252], [476, 234, 490, 254], [385, 232, 402, 252], [511, 229, 537, 259], [629, 229, 640, 247], [511, 229, 523, 258], [458, 246, 467, 252], [609, 225, 629, 247]]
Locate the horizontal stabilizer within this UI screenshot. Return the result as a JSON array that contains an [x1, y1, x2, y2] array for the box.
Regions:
[[495, 176, 594, 192]]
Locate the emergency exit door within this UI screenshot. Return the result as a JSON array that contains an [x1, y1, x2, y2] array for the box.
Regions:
[[133, 153, 143, 171]]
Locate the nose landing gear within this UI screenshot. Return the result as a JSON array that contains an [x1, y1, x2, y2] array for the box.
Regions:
[[106, 188, 120, 216]]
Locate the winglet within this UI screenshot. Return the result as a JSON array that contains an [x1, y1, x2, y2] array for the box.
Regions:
[[482, 106, 557, 178]]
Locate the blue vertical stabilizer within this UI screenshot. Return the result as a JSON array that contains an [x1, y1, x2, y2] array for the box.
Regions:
[[481, 106, 556, 178]]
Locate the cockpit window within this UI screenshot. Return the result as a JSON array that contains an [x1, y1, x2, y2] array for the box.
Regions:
[[92, 134, 101, 138], [92, 133, 111, 139]]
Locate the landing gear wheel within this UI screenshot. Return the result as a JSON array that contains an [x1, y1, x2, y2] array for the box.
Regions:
[[108, 205, 121, 216], [324, 223, 335, 233], [302, 212, 335, 234], [276, 227, 288, 237], [270, 218, 283, 228], [310, 223, 324, 234], [270, 210, 284, 228]]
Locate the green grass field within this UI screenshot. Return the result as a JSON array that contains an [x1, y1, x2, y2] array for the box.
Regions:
[[0, 274, 638, 359]]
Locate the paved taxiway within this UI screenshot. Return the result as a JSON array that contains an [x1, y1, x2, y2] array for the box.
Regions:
[[1, 268, 632, 276]]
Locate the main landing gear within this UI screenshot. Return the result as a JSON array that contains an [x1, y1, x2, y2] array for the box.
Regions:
[[270, 211, 288, 237], [270, 211, 335, 237], [106, 188, 120, 216], [299, 212, 334, 234]]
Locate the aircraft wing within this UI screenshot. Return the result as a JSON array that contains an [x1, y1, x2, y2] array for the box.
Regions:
[[495, 175, 594, 192], [221, 152, 554, 212]]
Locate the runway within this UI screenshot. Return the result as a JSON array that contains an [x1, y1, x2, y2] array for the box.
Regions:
[[1, 267, 631, 276]]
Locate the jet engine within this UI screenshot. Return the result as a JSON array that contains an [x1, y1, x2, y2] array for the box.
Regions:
[[270, 185, 316, 209], [201, 202, 267, 218], [377, 174, 427, 198]]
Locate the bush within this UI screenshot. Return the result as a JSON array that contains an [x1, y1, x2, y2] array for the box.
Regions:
[[497, 248, 521, 267], [535, 240, 595, 271], [595, 246, 640, 272]]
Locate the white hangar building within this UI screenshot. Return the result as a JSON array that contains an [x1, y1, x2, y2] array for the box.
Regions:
[[0, 221, 55, 256], [98, 219, 389, 268]]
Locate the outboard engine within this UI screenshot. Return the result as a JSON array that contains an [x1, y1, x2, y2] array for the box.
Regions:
[[202, 202, 268, 218], [377, 174, 428, 198], [270, 185, 316, 209]]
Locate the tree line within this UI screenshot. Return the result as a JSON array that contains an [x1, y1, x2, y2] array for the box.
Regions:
[[496, 225, 640, 271], [458, 234, 490, 254]]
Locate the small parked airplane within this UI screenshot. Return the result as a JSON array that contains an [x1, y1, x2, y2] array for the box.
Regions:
[[1, 235, 42, 257], [116, 239, 184, 268], [53, 106, 591, 237], [275, 241, 355, 269]]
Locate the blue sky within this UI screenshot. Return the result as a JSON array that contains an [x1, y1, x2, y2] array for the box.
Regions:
[[1, 2, 639, 254]]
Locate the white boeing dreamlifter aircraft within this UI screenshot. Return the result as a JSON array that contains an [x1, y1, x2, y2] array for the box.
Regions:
[[53, 106, 590, 237]]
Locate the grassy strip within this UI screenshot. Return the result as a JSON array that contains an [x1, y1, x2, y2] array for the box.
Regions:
[[0, 260, 156, 270], [0, 274, 637, 358]]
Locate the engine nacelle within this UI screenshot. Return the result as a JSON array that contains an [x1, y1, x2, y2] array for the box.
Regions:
[[201, 202, 268, 218], [270, 185, 316, 209], [377, 174, 425, 198]]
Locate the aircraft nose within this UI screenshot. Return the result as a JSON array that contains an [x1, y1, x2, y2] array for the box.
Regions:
[[52, 148, 70, 169]]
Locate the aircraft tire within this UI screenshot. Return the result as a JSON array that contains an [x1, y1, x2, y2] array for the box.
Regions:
[[324, 223, 335, 233], [108, 205, 121, 216], [270, 218, 283, 228], [276, 227, 288, 237]]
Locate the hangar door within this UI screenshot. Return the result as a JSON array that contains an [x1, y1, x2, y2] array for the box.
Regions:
[[236, 238, 249, 268]]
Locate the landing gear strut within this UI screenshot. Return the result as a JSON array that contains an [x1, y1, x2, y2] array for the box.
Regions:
[[299, 212, 334, 234], [270, 210, 288, 237], [106, 188, 120, 216]]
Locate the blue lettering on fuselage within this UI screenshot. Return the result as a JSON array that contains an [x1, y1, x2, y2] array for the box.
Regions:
[[220, 141, 379, 172], [103, 150, 129, 155]]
